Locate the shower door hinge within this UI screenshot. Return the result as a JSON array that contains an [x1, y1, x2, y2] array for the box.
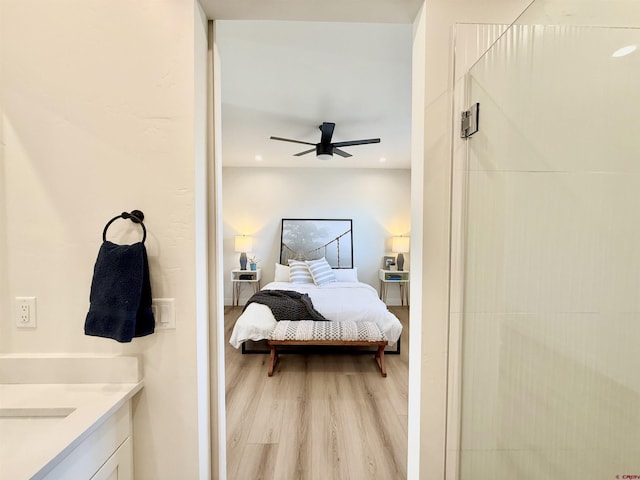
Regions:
[[460, 102, 480, 138]]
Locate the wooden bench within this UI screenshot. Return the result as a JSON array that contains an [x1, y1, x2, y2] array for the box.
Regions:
[[267, 320, 388, 377]]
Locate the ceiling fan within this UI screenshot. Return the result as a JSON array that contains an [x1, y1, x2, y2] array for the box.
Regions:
[[270, 122, 380, 160]]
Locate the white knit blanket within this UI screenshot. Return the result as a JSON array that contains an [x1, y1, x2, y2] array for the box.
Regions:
[[270, 320, 386, 342]]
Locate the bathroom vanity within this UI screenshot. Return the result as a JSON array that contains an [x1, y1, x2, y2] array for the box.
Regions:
[[0, 355, 143, 479]]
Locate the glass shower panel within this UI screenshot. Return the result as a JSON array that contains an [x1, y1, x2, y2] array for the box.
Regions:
[[459, 24, 640, 480]]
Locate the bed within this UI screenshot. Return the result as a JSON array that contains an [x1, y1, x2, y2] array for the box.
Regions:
[[229, 218, 404, 375], [229, 273, 404, 349]]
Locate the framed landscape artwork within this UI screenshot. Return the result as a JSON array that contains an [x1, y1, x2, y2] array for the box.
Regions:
[[280, 218, 353, 268]]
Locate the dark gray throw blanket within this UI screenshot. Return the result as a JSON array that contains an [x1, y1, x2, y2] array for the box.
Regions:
[[243, 290, 327, 322]]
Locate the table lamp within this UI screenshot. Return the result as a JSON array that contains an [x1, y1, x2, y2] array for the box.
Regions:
[[234, 235, 253, 270], [392, 236, 410, 271]]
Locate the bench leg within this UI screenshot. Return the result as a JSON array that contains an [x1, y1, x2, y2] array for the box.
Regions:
[[375, 345, 387, 377], [268, 345, 279, 377]]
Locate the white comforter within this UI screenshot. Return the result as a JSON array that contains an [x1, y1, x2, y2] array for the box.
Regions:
[[229, 281, 403, 348]]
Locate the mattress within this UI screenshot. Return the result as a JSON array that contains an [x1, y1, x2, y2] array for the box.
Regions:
[[229, 281, 403, 348]]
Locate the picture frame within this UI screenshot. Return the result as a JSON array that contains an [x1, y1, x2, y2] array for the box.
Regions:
[[280, 218, 353, 268], [383, 255, 396, 270]]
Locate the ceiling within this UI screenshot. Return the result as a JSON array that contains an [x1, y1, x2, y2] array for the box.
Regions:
[[215, 20, 412, 169], [199, 0, 423, 24], [204, 0, 419, 170], [202, 0, 422, 169]]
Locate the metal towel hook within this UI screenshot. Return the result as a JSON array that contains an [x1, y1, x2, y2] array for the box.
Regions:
[[102, 210, 147, 243]]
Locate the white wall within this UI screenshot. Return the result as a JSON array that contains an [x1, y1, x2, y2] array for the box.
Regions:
[[419, 1, 532, 479], [222, 166, 411, 305], [0, 0, 7, 342], [1, 1, 207, 478]]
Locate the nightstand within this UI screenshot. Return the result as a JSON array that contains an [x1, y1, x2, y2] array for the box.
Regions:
[[379, 269, 409, 306], [231, 268, 262, 306]]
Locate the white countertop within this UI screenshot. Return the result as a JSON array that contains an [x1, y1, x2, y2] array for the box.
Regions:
[[0, 355, 143, 480], [1, 382, 143, 480]]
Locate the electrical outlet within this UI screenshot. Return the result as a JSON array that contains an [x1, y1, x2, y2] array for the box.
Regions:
[[16, 297, 37, 328]]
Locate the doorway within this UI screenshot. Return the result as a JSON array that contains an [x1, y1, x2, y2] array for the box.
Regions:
[[214, 19, 416, 480]]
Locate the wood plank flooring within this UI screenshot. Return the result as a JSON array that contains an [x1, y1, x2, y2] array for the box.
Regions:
[[224, 306, 409, 480]]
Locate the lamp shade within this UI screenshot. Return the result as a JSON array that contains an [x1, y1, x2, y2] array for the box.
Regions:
[[392, 236, 410, 253], [234, 235, 253, 253]]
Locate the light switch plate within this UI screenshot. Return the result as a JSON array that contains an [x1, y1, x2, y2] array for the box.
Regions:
[[152, 298, 175, 330]]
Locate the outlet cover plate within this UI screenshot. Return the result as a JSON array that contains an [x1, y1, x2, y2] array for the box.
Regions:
[[16, 297, 37, 328]]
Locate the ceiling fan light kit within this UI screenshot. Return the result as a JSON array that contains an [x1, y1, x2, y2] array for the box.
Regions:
[[270, 122, 380, 161], [316, 143, 333, 160]]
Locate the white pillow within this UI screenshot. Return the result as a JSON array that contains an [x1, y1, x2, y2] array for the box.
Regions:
[[288, 259, 314, 284], [305, 257, 337, 286], [333, 267, 358, 282], [274, 263, 290, 282]]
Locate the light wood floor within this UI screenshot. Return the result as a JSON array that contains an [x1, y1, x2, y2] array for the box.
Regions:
[[224, 306, 409, 480]]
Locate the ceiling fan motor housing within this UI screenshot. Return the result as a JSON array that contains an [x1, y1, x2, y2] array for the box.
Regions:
[[316, 143, 333, 159]]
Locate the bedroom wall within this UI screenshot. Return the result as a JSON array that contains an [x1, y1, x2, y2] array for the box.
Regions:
[[1, 1, 208, 478], [222, 166, 411, 306]]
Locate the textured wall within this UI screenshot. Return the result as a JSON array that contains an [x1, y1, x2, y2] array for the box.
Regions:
[[0, 1, 206, 478]]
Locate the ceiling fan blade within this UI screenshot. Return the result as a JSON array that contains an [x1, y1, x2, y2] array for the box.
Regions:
[[333, 148, 352, 158], [270, 136, 316, 146], [293, 148, 316, 156], [319, 122, 335, 145], [332, 138, 381, 148]]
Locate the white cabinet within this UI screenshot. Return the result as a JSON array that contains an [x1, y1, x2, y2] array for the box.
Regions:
[[42, 401, 133, 480], [90, 437, 132, 480]]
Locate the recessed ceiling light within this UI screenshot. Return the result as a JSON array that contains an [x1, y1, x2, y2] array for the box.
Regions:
[[255, 155, 263, 161], [612, 45, 637, 58]]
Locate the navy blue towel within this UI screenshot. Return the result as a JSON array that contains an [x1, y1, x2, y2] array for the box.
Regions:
[[84, 241, 154, 342]]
